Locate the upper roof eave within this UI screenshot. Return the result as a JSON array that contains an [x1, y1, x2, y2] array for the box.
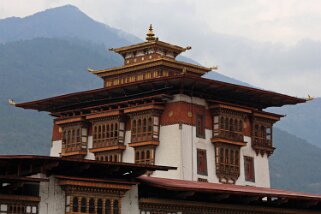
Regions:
[[15, 74, 306, 112], [89, 58, 211, 77], [111, 40, 186, 54]]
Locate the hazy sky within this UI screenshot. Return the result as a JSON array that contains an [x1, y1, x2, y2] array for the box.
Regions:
[[1, 0, 321, 97]]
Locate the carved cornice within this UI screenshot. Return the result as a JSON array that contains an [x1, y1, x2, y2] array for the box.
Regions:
[[89, 145, 126, 153], [128, 141, 159, 148]]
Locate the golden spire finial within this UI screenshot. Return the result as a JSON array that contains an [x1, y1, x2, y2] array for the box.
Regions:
[[146, 24, 156, 42]]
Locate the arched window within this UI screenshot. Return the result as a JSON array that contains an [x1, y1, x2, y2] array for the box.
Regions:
[[97, 199, 103, 214], [71, 129, 75, 144], [141, 151, 145, 162], [132, 120, 137, 137], [220, 116, 224, 130], [229, 118, 234, 131], [148, 117, 152, 132], [225, 118, 229, 131], [98, 126, 102, 140], [261, 126, 266, 139], [113, 200, 119, 214], [220, 148, 224, 164], [135, 151, 140, 162], [81, 197, 86, 213], [138, 119, 142, 136], [76, 128, 80, 142], [106, 124, 110, 138], [63, 130, 66, 143], [225, 149, 229, 165], [94, 126, 97, 142], [239, 120, 243, 132], [230, 150, 234, 166], [105, 199, 111, 214], [102, 125, 106, 140], [254, 125, 259, 137], [89, 198, 95, 213], [110, 124, 114, 138], [234, 119, 238, 132], [143, 118, 147, 133], [235, 151, 239, 165], [114, 123, 118, 137], [72, 197, 79, 212], [67, 130, 71, 145]]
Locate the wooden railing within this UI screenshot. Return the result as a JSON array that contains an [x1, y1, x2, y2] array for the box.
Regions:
[[213, 129, 244, 142]]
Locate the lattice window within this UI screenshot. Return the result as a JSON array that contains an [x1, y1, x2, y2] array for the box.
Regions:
[[212, 108, 245, 142], [0, 202, 38, 214], [95, 151, 122, 163], [92, 117, 125, 149], [66, 195, 120, 214], [244, 156, 255, 182], [197, 149, 208, 175], [131, 114, 159, 143], [252, 117, 275, 156], [61, 124, 87, 155], [135, 147, 155, 164], [215, 143, 240, 183], [196, 114, 205, 138]]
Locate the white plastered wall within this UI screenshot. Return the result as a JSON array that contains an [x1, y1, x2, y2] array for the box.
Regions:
[[39, 176, 65, 214], [50, 140, 62, 157], [237, 136, 271, 187], [152, 124, 181, 179], [121, 185, 140, 214]]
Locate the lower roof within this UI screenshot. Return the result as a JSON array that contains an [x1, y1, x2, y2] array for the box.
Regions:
[[138, 176, 321, 202], [0, 155, 175, 180]]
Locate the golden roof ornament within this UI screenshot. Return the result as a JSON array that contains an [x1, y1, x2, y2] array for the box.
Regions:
[[146, 24, 156, 42]]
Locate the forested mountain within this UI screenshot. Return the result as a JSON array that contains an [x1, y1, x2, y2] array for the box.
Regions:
[[0, 5, 320, 194]]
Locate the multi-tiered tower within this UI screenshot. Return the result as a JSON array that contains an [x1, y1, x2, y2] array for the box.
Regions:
[[18, 25, 304, 189]]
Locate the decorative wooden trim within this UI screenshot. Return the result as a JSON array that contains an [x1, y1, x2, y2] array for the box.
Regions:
[[253, 112, 282, 121], [209, 104, 252, 114], [139, 198, 321, 214], [55, 117, 84, 125], [124, 105, 164, 114], [86, 110, 121, 120], [129, 141, 159, 148], [92, 58, 209, 78], [55, 175, 137, 185], [111, 40, 186, 54], [89, 145, 126, 153], [211, 138, 246, 146], [61, 151, 87, 157], [0, 194, 40, 202], [58, 180, 132, 191]]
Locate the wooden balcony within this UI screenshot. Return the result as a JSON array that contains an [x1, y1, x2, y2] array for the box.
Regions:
[[252, 137, 275, 156], [216, 164, 240, 183], [62, 143, 87, 157], [90, 138, 125, 153], [212, 130, 246, 146]]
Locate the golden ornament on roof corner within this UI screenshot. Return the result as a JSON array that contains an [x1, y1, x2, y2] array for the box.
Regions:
[[307, 95, 314, 101], [146, 24, 156, 42]]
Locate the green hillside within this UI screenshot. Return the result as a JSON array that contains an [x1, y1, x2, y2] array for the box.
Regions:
[[0, 38, 121, 154]]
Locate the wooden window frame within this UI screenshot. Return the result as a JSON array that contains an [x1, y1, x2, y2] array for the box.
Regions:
[[66, 195, 120, 214], [244, 156, 255, 182], [197, 149, 208, 176], [134, 146, 155, 165], [130, 113, 160, 143], [196, 113, 205, 139], [215, 143, 241, 183]]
